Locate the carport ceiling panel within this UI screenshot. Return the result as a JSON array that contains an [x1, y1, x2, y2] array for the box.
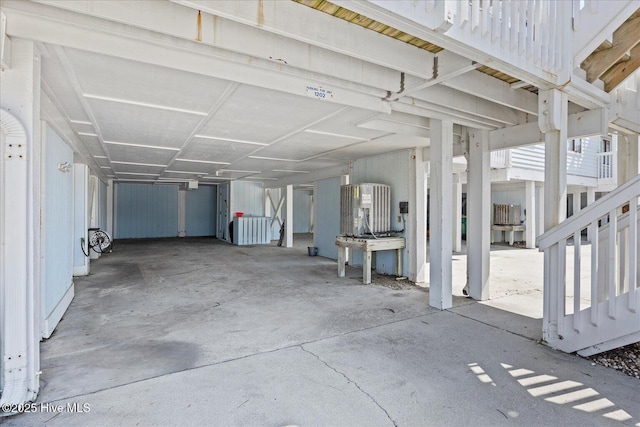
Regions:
[[179, 138, 258, 163], [42, 56, 93, 124], [111, 164, 166, 174], [166, 161, 221, 174], [88, 99, 201, 148], [197, 85, 342, 143], [161, 171, 209, 179], [335, 134, 430, 159], [307, 108, 390, 140], [64, 48, 232, 113], [78, 135, 107, 158], [223, 157, 298, 172], [105, 144, 177, 165], [258, 132, 361, 160]]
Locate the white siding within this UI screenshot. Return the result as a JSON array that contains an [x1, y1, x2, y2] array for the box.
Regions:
[[351, 150, 410, 275], [230, 181, 264, 217], [510, 136, 599, 178], [42, 125, 74, 325]]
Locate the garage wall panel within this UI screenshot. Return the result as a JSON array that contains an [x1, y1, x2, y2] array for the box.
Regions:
[[116, 183, 179, 238], [230, 181, 264, 216], [351, 150, 410, 275], [43, 124, 74, 319], [314, 177, 341, 259], [293, 189, 311, 233], [186, 185, 217, 236]]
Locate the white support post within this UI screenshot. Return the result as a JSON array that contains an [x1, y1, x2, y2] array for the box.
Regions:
[[340, 174, 350, 263], [409, 148, 428, 283], [73, 164, 90, 276], [525, 180, 536, 249], [467, 129, 491, 300], [572, 190, 582, 217], [539, 89, 568, 342], [106, 179, 114, 237], [178, 189, 186, 237], [585, 187, 596, 241], [452, 173, 462, 253], [429, 119, 453, 309], [88, 175, 100, 259], [0, 38, 41, 406], [286, 184, 293, 248], [538, 185, 545, 235]]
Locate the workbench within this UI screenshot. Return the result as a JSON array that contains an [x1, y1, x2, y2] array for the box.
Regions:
[[335, 235, 405, 284], [490, 224, 526, 246]]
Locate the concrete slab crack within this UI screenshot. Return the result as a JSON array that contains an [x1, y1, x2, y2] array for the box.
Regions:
[[300, 345, 398, 427]]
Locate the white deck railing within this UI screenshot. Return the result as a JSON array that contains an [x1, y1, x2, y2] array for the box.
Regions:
[[597, 152, 615, 180], [490, 149, 511, 169], [537, 175, 640, 355]]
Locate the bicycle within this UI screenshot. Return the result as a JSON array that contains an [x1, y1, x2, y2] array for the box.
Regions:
[[81, 227, 113, 256]]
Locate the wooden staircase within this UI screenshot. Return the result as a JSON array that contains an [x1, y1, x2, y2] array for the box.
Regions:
[[537, 175, 640, 355]]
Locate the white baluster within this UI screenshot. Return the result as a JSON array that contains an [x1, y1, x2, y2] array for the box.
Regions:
[[557, 239, 567, 338], [492, 0, 500, 43], [518, 0, 527, 55], [629, 197, 638, 312], [573, 230, 581, 332], [534, 0, 543, 65], [501, 0, 510, 48], [458, 0, 469, 28], [481, 0, 490, 38], [608, 209, 617, 319], [526, 0, 535, 59], [471, 0, 480, 32], [510, 0, 518, 52], [590, 221, 599, 326]]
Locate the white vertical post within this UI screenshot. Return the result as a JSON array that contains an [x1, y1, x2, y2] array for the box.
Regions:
[[467, 128, 491, 300], [538, 185, 545, 235], [340, 175, 350, 263], [452, 173, 462, 253], [264, 188, 271, 219], [88, 175, 100, 260], [429, 119, 453, 309], [178, 189, 186, 237], [286, 184, 293, 248], [539, 89, 568, 342], [73, 164, 90, 276], [409, 148, 428, 283], [0, 39, 42, 406], [525, 180, 536, 248], [106, 179, 114, 237], [572, 191, 582, 217]]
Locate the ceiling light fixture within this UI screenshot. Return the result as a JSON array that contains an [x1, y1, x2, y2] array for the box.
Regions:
[[70, 119, 93, 125], [219, 169, 261, 174], [83, 93, 208, 116], [193, 135, 268, 146], [78, 132, 99, 137], [93, 155, 108, 159]]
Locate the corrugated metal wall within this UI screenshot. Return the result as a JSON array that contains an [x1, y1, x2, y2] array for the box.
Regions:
[[293, 189, 311, 233], [186, 185, 217, 236], [230, 181, 264, 216], [43, 125, 74, 317], [351, 150, 410, 275], [115, 183, 179, 238], [314, 177, 341, 259]]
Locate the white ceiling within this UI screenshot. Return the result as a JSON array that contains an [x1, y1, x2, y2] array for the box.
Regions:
[[42, 45, 419, 186]]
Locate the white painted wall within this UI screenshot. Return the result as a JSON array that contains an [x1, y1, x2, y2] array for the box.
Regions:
[[510, 136, 599, 178], [314, 177, 341, 259], [230, 181, 264, 217], [41, 124, 74, 337], [351, 150, 410, 275], [293, 189, 312, 233]]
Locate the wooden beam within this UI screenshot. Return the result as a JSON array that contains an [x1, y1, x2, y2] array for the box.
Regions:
[[602, 42, 640, 92], [581, 12, 640, 83]]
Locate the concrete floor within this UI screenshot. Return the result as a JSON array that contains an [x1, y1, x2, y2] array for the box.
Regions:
[[5, 235, 640, 426]]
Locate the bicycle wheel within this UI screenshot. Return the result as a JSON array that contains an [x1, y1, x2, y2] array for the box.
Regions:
[[90, 229, 112, 253]]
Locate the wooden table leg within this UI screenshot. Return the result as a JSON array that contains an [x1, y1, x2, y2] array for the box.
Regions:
[[363, 250, 372, 284], [338, 246, 346, 277]]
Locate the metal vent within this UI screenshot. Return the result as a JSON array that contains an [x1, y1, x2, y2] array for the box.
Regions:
[[493, 203, 522, 225], [340, 183, 391, 236]]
